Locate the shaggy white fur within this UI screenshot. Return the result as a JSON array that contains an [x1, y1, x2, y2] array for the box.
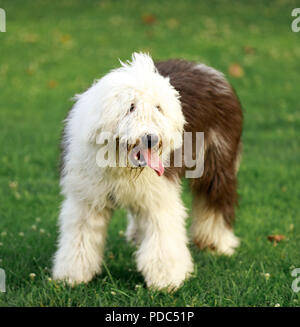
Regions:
[[52, 53, 194, 290]]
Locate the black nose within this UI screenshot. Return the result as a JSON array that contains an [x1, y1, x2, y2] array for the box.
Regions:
[[142, 134, 159, 149]]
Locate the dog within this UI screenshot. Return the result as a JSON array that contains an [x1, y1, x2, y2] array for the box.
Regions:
[[52, 53, 243, 291]]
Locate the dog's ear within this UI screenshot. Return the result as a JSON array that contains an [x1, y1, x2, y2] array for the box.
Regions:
[[71, 88, 106, 144]]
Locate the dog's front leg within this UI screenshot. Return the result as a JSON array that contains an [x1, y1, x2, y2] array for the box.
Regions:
[[52, 196, 111, 285], [135, 183, 194, 291]]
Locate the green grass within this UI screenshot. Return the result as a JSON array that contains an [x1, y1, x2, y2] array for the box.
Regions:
[[0, 0, 300, 307]]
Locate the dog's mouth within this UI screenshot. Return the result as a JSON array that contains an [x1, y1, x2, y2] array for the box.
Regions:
[[129, 147, 164, 176]]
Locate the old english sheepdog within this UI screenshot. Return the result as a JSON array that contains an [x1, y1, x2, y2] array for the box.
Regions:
[[52, 53, 243, 290]]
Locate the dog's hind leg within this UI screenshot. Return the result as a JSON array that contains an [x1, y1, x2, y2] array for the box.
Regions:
[[190, 142, 241, 256], [191, 196, 240, 256], [52, 196, 111, 284]]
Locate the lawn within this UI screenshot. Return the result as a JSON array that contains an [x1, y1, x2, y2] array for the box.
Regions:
[[0, 0, 299, 307]]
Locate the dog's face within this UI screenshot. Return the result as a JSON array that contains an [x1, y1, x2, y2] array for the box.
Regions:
[[83, 53, 185, 176]]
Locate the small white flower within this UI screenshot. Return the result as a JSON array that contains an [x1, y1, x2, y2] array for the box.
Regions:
[[39, 229, 45, 234], [29, 273, 36, 280], [18, 232, 24, 237], [264, 273, 270, 280], [274, 303, 280, 307], [31, 225, 37, 230], [111, 291, 116, 295], [36, 217, 41, 223]]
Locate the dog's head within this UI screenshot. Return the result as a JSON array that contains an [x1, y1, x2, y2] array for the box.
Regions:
[[74, 53, 185, 176]]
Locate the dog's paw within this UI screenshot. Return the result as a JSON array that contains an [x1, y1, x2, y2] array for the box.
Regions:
[[52, 266, 95, 286], [139, 255, 194, 292], [52, 254, 100, 286], [214, 232, 240, 256], [194, 229, 240, 256], [146, 266, 193, 292]]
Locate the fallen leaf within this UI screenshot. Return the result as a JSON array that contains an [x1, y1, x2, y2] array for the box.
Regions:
[[228, 63, 244, 78], [267, 234, 286, 242], [48, 80, 58, 88], [142, 13, 156, 25], [244, 46, 256, 55]]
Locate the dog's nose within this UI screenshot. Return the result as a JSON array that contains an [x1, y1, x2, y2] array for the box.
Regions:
[[142, 134, 159, 149]]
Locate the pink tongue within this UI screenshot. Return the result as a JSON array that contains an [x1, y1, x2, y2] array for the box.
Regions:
[[142, 149, 164, 176]]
